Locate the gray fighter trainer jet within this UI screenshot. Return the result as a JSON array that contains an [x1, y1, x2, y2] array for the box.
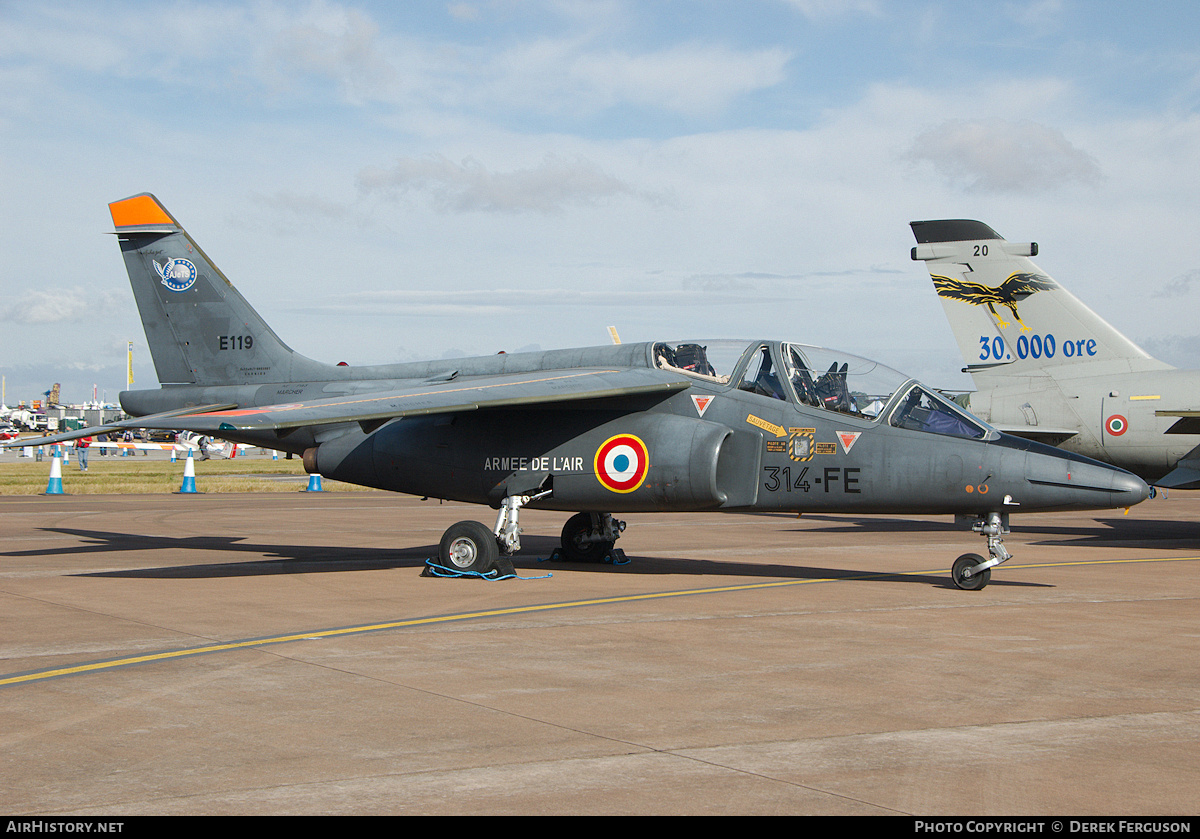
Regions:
[[912, 219, 1200, 490], [11, 195, 1151, 589]]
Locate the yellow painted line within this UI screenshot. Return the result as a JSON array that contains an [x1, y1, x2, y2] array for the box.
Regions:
[[0, 579, 853, 687], [3, 554, 1198, 688], [1129, 395, 1161, 401]]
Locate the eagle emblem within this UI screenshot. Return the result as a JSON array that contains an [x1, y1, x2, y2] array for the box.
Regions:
[[932, 272, 1056, 331]]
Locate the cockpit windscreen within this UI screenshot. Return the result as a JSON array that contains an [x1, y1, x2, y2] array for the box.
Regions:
[[653, 340, 995, 438]]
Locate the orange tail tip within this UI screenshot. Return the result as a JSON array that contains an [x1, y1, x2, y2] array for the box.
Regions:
[[109, 193, 174, 229]]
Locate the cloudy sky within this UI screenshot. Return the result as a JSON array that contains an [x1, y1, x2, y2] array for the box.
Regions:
[[4, 0, 1200, 406]]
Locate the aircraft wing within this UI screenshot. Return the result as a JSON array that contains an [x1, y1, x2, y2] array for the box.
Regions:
[[1156, 410, 1200, 435], [4, 369, 690, 449], [4, 369, 689, 448], [160, 367, 691, 434]]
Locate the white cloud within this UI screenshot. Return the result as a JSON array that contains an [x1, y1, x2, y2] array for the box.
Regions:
[[0, 288, 126, 324], [447, 4, 483, 23], [252, 190, 354, 221], [1140, 334, 1200, 368], [298, 284, 780, 317], [1152, 268, 1200, 299], [266, 5, 399, 104], [357, 153, 662, 213], [1003, 0, 1065, 29], [561, 43, 792, 115], [1, 3, 789, 124], [907, 119, 1104, 192], [779, 0, 883, 19]]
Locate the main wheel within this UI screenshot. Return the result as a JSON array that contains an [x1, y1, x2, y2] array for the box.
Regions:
[[559, 512, 614, 562], [951, 553, 991, 591], [439, 521, 500, 573]]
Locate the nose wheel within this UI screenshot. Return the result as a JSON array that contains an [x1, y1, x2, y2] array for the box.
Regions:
[[951, 553, 991, 591]]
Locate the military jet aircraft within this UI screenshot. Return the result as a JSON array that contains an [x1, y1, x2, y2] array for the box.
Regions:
[[9, 195, 1151, 590], [912, 219, 1200, 490]]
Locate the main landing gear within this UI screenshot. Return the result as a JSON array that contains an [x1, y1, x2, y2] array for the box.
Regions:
[[552, 512, 627, 564], [439, 520, 500, 574], [436, 491, 549, 574], [950, 511, 1012, 591], [436, 493, 626, 574]]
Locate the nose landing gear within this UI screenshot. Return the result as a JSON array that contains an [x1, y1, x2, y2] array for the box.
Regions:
[[951, 511, 1012, 590]]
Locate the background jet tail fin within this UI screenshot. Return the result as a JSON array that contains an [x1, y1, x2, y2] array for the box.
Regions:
[[909, 219, 1170, 379], [110, 193, 340, 387]]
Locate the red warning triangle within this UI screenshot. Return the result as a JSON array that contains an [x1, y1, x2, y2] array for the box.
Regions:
[[837, 431, 860, 453]]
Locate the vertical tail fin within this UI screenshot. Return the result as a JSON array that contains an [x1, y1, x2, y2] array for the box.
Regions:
[[910, 220, 1170, 379], [109, 193, 337, 387]]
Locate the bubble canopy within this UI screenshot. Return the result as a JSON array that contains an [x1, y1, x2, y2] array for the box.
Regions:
[[652, 339, 995, 441]]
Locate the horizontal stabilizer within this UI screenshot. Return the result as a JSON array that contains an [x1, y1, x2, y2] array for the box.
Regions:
[[0, 404, 238, 449], [910, 219, 1004, 244], [1153, 465, 1200, 490]]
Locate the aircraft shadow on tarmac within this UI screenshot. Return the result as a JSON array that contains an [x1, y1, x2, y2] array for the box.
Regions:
[[786, 513, 1200, 550], [0, 526, 1047, 589], [1026, 517, 1200, 550], [7, 527, 434, 576]]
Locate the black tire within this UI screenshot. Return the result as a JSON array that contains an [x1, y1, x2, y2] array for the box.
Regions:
[[439, 520, 500, 573], [951, 553, 991, 591], [559, 512, 613, 563]]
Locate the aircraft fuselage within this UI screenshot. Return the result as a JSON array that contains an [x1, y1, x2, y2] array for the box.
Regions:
[[964, 365, 1200, 483], [120, 340, 1149, 516]]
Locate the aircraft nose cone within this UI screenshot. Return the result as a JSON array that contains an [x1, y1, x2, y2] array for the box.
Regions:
[[998, 434, 1152, 511], [1061, 460, 1150, 509], [1113, 470, 1151, 507], [1060, 459, 1150, 509]]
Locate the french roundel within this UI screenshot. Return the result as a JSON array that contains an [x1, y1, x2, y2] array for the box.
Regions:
[[1105, 414, 1128, 436], [594, 434, 649, 493]]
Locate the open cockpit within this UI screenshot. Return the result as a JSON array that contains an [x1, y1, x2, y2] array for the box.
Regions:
[[653, 339, 994, 441]]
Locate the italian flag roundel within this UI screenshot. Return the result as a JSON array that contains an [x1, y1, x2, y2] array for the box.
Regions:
[[595, 434, 650, 493]]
